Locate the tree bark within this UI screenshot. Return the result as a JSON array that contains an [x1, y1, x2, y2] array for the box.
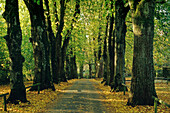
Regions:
[[127, 0, 157, 106], [3, 0, 27, 103], [112, 0, 129, 91], [44, 0, 57, 84], [102, 0, 109, 85], [80, 64, 84, 78], [66, 54, 70, 79], [24, 0, 54, 91], [97, 1, 103, 78], [102, 15, 109, 84], [69, 48, 78, 79], [89, 62, 92, 78], [108, 0, 115, 86], [73, 55, 78, 79]]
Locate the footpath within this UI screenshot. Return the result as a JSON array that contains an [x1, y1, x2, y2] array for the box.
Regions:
[[44, 79, 108, 113]]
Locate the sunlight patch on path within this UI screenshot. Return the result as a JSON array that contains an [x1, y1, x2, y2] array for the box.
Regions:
[[57, 89, 102, 94]]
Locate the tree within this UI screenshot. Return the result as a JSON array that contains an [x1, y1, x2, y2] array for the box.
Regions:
[[23, 0, 55, 90], [108, 0, 115, 86], [127, 0, 157, 106], [96, 1, 103, 78], [44, 0, 56, 83], [110, 0, 129, 91], [102, 0, 110, 85], [50, 0, 80, 82], [2, 0, 27, 103]]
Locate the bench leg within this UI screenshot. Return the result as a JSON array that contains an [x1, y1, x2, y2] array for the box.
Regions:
[[38, 85, 40, 94], [154, 99, 157, 113], [4, 95, 7, 111], [123, 86, 126, 95]]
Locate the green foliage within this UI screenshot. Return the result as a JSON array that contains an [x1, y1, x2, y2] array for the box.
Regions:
[[154, 2, 170, 75], [19, 0, 34, 80], [34, 0, 40, 5], [0, 0, 9, 84]]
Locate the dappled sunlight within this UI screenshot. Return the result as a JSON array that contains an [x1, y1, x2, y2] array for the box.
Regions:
[[83, 97, 126, 102], [45, 109, 85, 113], [57, 89, 102, 94]]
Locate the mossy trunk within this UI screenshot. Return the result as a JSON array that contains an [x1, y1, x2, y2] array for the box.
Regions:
[[127, 0, 157, 106], [3, 0, 27, 103]]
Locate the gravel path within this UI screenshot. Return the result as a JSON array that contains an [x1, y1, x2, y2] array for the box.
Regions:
[[44, 79, 108, 113]]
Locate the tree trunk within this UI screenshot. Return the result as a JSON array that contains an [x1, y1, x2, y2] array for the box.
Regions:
[[93, 38, 97, 77], [89, 62, 92, 78], [102, 15, 109, 84], [66, 54, 70, 79], [97, 2, 103, 78], [112, 0, 129, 91], [127, 0, 157, 106], [98, 59, 104, 78], [55, 0, 66, 83], [24, 0, 54, 91], [108, 0, 114, 86], [69, 48, 77, 79], [80, 64, 84, 78], [3, 0, 27, 103], [73, 55, 78, 79], [44, 0, 57, 84], [54, 0, 80, 82], [102, 0, 109, 84], [60, 49, 67, 82]]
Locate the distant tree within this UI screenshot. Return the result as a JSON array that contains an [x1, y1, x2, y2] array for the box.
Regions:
[[102, 0, 110, 85], [2, 0, 27, 103], [127, 0, 157, 106], [60, 0, 80, 81]]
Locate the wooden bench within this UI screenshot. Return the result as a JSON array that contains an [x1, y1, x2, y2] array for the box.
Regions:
[[0, 93, 9, 111], [155, 77, 170, 84], [26, 83, 41, 94], [0, 83, 41, 111], [122, 83, 130, 95], [152, 96, 170, 113]]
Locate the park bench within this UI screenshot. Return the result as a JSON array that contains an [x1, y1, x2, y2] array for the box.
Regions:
[[0, 93, 9, 111], [26, 83, 41, 94], [121, 85, 170, 112], [122, 83, 130, 95], [0, 83, 40, 111], [152, 96, 170, 113], [154, 77, 169, 84]]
